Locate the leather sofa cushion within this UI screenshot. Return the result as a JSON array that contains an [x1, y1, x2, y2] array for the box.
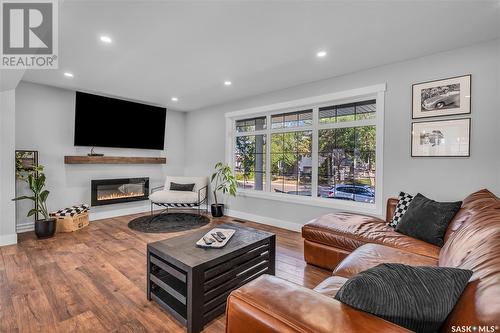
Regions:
[[386, 198, 398, 223], [333, 244, 438, 278], [226, 274, 412, 333], [304, 239, 351, 270], [302, 212, 440, 259], [444, 190, 498, 242], [461, 188, 499, 210], [438, 197, 500, 329], [313, 276, 348, 298]]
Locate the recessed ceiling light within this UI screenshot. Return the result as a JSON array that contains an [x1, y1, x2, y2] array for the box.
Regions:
[[316, 51, 327, 58], [171, 97, 178, 102], [64, 72, 74, 78], [224, 81, 232, 86], [100, 35, 112, 44]]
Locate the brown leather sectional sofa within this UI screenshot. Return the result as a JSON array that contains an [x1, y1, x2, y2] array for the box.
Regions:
[[225, 189, 500, 333]]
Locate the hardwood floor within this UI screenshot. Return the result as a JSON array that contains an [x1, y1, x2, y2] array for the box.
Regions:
[[0, 212, 329, 333]]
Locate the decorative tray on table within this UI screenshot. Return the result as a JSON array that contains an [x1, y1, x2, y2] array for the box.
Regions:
[[196, 228, 236, 248]]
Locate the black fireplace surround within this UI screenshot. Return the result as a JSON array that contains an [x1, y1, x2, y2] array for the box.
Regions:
[[91, 177, 150, 206]]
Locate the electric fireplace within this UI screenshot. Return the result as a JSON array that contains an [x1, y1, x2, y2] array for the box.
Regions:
[[91, 178, 149, 206]]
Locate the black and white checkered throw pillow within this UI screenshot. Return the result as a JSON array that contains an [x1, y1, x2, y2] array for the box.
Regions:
[[389, 192, 414, 228]]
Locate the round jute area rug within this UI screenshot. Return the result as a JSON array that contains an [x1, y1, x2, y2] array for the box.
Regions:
[[128, 213, 210, 233]]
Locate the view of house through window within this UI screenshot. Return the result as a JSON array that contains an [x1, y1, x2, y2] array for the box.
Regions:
[[233, 99, 377, 204]]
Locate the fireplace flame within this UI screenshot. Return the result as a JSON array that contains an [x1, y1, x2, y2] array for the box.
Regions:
[[97, 191, 145, 201]]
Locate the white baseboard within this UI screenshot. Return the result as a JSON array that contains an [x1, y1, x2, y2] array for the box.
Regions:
[[0, 234, 17, 246], [90, 204, 151, 221], [226, 209, 302, 232], [15, 207, 153, 233], [16, 205, 201, 232], [16, 222, 34, 233]]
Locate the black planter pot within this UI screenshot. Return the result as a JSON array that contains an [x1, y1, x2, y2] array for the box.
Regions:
[[34, 218, 57, 239], [211, 204, 224, 217]]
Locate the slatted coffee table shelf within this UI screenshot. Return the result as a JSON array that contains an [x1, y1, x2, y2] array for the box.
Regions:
[[147, 223, 276, 333]]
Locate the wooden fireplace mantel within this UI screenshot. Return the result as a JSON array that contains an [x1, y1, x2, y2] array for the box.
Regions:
[[64, 156, 166, 165]]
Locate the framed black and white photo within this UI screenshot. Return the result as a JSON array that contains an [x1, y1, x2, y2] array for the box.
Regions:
[[412, 75, 471, 119], [411, 118, 470, 157]]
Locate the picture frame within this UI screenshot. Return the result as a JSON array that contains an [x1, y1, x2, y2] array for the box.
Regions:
[[411, 118, 470, 157], [412, 74, 471, 119]]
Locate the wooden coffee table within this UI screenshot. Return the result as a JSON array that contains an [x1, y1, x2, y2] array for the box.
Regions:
[[147, 223, 276, 333]]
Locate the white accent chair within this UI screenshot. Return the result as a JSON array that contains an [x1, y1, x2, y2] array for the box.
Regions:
[[149, 176, 209, 216]]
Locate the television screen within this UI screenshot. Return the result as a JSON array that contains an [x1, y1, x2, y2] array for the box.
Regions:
[[74, 92, 167, 150]]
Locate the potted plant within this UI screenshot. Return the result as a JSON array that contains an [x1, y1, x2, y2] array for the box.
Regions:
[[12, 163, 56, 239], [210, 162, 237, 217]]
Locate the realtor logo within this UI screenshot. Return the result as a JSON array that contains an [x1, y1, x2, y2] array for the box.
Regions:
[[1, 0, 58, 68]]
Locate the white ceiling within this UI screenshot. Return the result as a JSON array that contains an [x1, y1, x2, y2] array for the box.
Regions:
[[22, 1, 500, 111]]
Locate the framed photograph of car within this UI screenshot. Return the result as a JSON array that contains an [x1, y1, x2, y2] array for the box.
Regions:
[[411, 118, 470, 157], [412, 74, 471, 119]]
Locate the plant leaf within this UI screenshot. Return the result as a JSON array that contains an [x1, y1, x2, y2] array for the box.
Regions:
[[39, 190, 50, 202], [27, 209, 38, 217], [12, 195, 36, 201]]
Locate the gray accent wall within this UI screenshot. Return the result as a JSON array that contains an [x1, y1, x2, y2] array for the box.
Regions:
[[184, 39, 500, 227]]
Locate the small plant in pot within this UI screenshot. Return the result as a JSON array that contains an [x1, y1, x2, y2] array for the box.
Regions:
[[12, 167, 56, 239], [210, 162, 237, 217]]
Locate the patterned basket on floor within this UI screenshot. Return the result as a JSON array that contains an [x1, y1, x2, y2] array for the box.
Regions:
[[50, 204, 90, 233]]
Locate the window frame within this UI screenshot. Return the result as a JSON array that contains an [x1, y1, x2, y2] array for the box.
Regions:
[[225, 84, 386, 216]]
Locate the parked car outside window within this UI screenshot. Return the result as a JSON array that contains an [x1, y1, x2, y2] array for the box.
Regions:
[[328, 184, 375, 203]]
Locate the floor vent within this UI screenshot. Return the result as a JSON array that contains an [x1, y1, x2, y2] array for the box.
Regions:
[[232, 219, 246, 223]]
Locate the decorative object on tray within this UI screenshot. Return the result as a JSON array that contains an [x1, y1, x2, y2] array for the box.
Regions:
[[196, 228, 236, 248], [12, 162, 56, 239], [128, 212, 210, 233], [411, 118, 470, 157], [412, 74, 471, 119], [50, 204, 90, 233], [87, 147, 104, 157], [210, 162, 237, 217]]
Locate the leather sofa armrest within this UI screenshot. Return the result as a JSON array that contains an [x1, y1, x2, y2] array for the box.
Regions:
[[226, 275, 411, 333], [386, 197, 398, 223]]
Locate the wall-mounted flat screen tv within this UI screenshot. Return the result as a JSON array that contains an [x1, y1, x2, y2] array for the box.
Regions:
[[74, 92, 167, 150]]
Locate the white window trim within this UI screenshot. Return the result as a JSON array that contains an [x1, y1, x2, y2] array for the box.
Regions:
[[225, 83, 386, 216]]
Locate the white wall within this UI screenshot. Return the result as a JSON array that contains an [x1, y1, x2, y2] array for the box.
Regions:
[[0, 90, 17, 245], [184, 39, 500, 229], [15, 82, 186, 231]]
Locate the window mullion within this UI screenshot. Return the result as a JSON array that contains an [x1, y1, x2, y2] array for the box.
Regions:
[[318, 119, 376, 130], [269, 126, 313, 134], [311, 107, 319, 198], [235, 130, 267, 137], [266, 114, 271, 193]]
